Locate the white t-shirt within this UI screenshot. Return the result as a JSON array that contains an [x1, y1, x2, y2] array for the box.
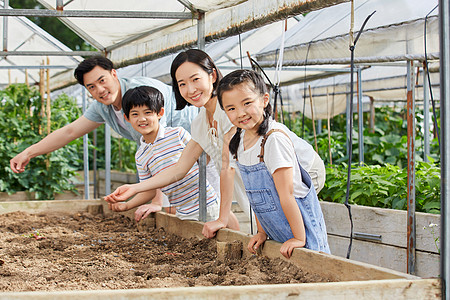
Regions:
[[190, 100, 251, 218], [230, 119, 310, 198]]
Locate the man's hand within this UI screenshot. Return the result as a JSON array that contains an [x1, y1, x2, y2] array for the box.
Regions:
[[104, 184, 138, 203], [247, 232, 268, 255], [134, 204, 162, 222], [202, 219, 227, 239], [10, 151, 31, 173], [280, 238, 305, 259]]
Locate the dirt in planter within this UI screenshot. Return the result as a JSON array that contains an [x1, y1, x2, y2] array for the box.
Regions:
[[0, 211, 332, 292]]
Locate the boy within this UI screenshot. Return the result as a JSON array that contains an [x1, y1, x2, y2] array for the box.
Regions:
[[105, 86, 219, 222]]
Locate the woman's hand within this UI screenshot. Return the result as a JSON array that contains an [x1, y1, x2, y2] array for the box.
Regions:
[[280, 238, 306, 258], [104, 184, 138, 203], [247, 232, 268, 255]]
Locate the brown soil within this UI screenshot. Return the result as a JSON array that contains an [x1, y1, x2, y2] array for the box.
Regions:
[[0, 211, 331, 292]]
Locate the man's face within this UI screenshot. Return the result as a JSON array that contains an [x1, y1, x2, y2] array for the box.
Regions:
[[83, 66, 120, 107]]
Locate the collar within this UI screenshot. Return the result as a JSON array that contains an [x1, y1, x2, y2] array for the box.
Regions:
[[139, 124, 166, 145]]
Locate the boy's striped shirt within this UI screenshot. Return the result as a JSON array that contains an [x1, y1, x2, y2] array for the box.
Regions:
[[136, 126, 218, 216]]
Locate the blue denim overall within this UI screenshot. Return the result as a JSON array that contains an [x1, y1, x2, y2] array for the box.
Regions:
[[236, 129, 330, 253]]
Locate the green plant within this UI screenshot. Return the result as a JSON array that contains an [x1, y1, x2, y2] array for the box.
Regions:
[[0, 84, 81, 199], [319, 161, 441, 214]]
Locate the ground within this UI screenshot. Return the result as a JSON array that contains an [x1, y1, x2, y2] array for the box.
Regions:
[[0, 211, 331, 292]]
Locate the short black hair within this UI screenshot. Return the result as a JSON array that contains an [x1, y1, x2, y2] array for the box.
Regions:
[[74, 56, 114, 86], [122, 86, 164, 119]]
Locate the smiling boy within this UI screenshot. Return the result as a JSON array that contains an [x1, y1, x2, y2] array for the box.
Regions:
[[105, 86, 219, 221]]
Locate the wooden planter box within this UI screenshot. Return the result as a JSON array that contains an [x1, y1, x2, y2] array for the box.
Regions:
[[321, 202, 441, 278], [0, 200, 441, 300]]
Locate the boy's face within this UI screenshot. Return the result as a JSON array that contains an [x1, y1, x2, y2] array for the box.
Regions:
[[83, 66, 121, 108], [125, 105, 164, 144]]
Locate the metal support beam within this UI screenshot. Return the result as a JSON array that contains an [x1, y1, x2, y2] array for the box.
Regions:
[[423, 64, 430, 162], [82, 88, 90, 199], [0, 9, 193, 19], [197, 11, 206, 222], [346, 86, 351, 158], [439, 0, 450, 298], [257, 53, 440, 66], [0, 65, 76, 69], [406, 60, 416, 275], [3, 0, 8, 51], [0, 51, 100, 56], [105, 124, 111, 195], [357, 68, 364, 165]]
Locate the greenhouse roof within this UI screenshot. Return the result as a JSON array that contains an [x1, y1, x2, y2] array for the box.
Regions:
[[0, 0, 347, 89]]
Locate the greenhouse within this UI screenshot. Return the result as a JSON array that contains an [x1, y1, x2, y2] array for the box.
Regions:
[[0, 0, 448, 299]]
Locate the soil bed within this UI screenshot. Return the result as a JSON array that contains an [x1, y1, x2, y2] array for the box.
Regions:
[[0, 211, 331, 292]]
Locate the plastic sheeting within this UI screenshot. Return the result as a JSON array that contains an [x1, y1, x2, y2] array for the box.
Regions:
[[0, 1, 82, 87]]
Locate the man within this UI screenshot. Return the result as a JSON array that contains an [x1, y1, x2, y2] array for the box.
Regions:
[[10, 56, 197, 173]]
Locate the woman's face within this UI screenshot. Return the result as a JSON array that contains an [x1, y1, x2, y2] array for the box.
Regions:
[[175, 61, 217, 108]]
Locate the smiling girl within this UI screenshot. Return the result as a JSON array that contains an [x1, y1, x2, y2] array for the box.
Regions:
[[217, 69, 330, 258]]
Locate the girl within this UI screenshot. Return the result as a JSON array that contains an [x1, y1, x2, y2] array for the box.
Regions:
[[217, 69, 330, 258], [104, 49, 251, 235]]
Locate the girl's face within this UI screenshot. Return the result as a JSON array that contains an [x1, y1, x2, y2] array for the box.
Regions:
[[221, 83, 269, 134], [175, 62, 217, 108]]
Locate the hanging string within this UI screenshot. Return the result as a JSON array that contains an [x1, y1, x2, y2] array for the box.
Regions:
[[344, 1, 376, 259], [424, 5, 440, 147]]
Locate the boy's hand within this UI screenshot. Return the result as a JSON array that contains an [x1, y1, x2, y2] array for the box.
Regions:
[[280, 238, 306, 259], [104, 184, 137, 203], [134, 204, 162, 222], [202, 219, 227, 239], [108, 202, 128, 212], [247, 232, 267, 255]]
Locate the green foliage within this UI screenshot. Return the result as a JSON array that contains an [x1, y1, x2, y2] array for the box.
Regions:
[[0, 84, 82, 199], [320, 162, 441, 214]]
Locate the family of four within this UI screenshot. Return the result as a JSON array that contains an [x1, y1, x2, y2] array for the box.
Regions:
[[10, 50, 330, 258]]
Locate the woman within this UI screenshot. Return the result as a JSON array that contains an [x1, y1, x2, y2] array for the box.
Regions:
[[105, 49, 252, 237]]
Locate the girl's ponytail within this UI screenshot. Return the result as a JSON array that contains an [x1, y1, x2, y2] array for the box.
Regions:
[[229, 127, 242, 159]]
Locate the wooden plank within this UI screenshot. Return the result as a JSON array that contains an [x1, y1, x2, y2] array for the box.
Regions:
[[320, 201, 441, 253], [0, 199, 103, 214], [328, 235, 440, 278], [156, 210, 416, 282], [0, 279, 441, 300]]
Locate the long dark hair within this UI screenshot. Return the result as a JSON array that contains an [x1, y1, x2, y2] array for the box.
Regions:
[[170, 49, 222, 110], [217, 69, 273, 159]]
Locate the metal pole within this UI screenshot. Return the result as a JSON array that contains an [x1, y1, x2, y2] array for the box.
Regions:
[[406, 60, 416, 275], [0, 9, 193, 19], [346, 86, 351, 158], [317, 119, 322, 135], [2, 0, 8, 52], [82, 88, 89, 199], [93, 129, 98, 198], [357, 67, 364, 165], [197, 11, 207, 222], [105, 125, 111, 196], [439, 0, 450, 298], [423, 64, 430, 162]]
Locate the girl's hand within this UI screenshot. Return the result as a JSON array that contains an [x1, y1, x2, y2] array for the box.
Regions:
[[104, 184, 138, 202], [280, 238, 306, 259], [134, 204, 162, 222], [247, 232, 268, 255], [202, 219, 227, 239]]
